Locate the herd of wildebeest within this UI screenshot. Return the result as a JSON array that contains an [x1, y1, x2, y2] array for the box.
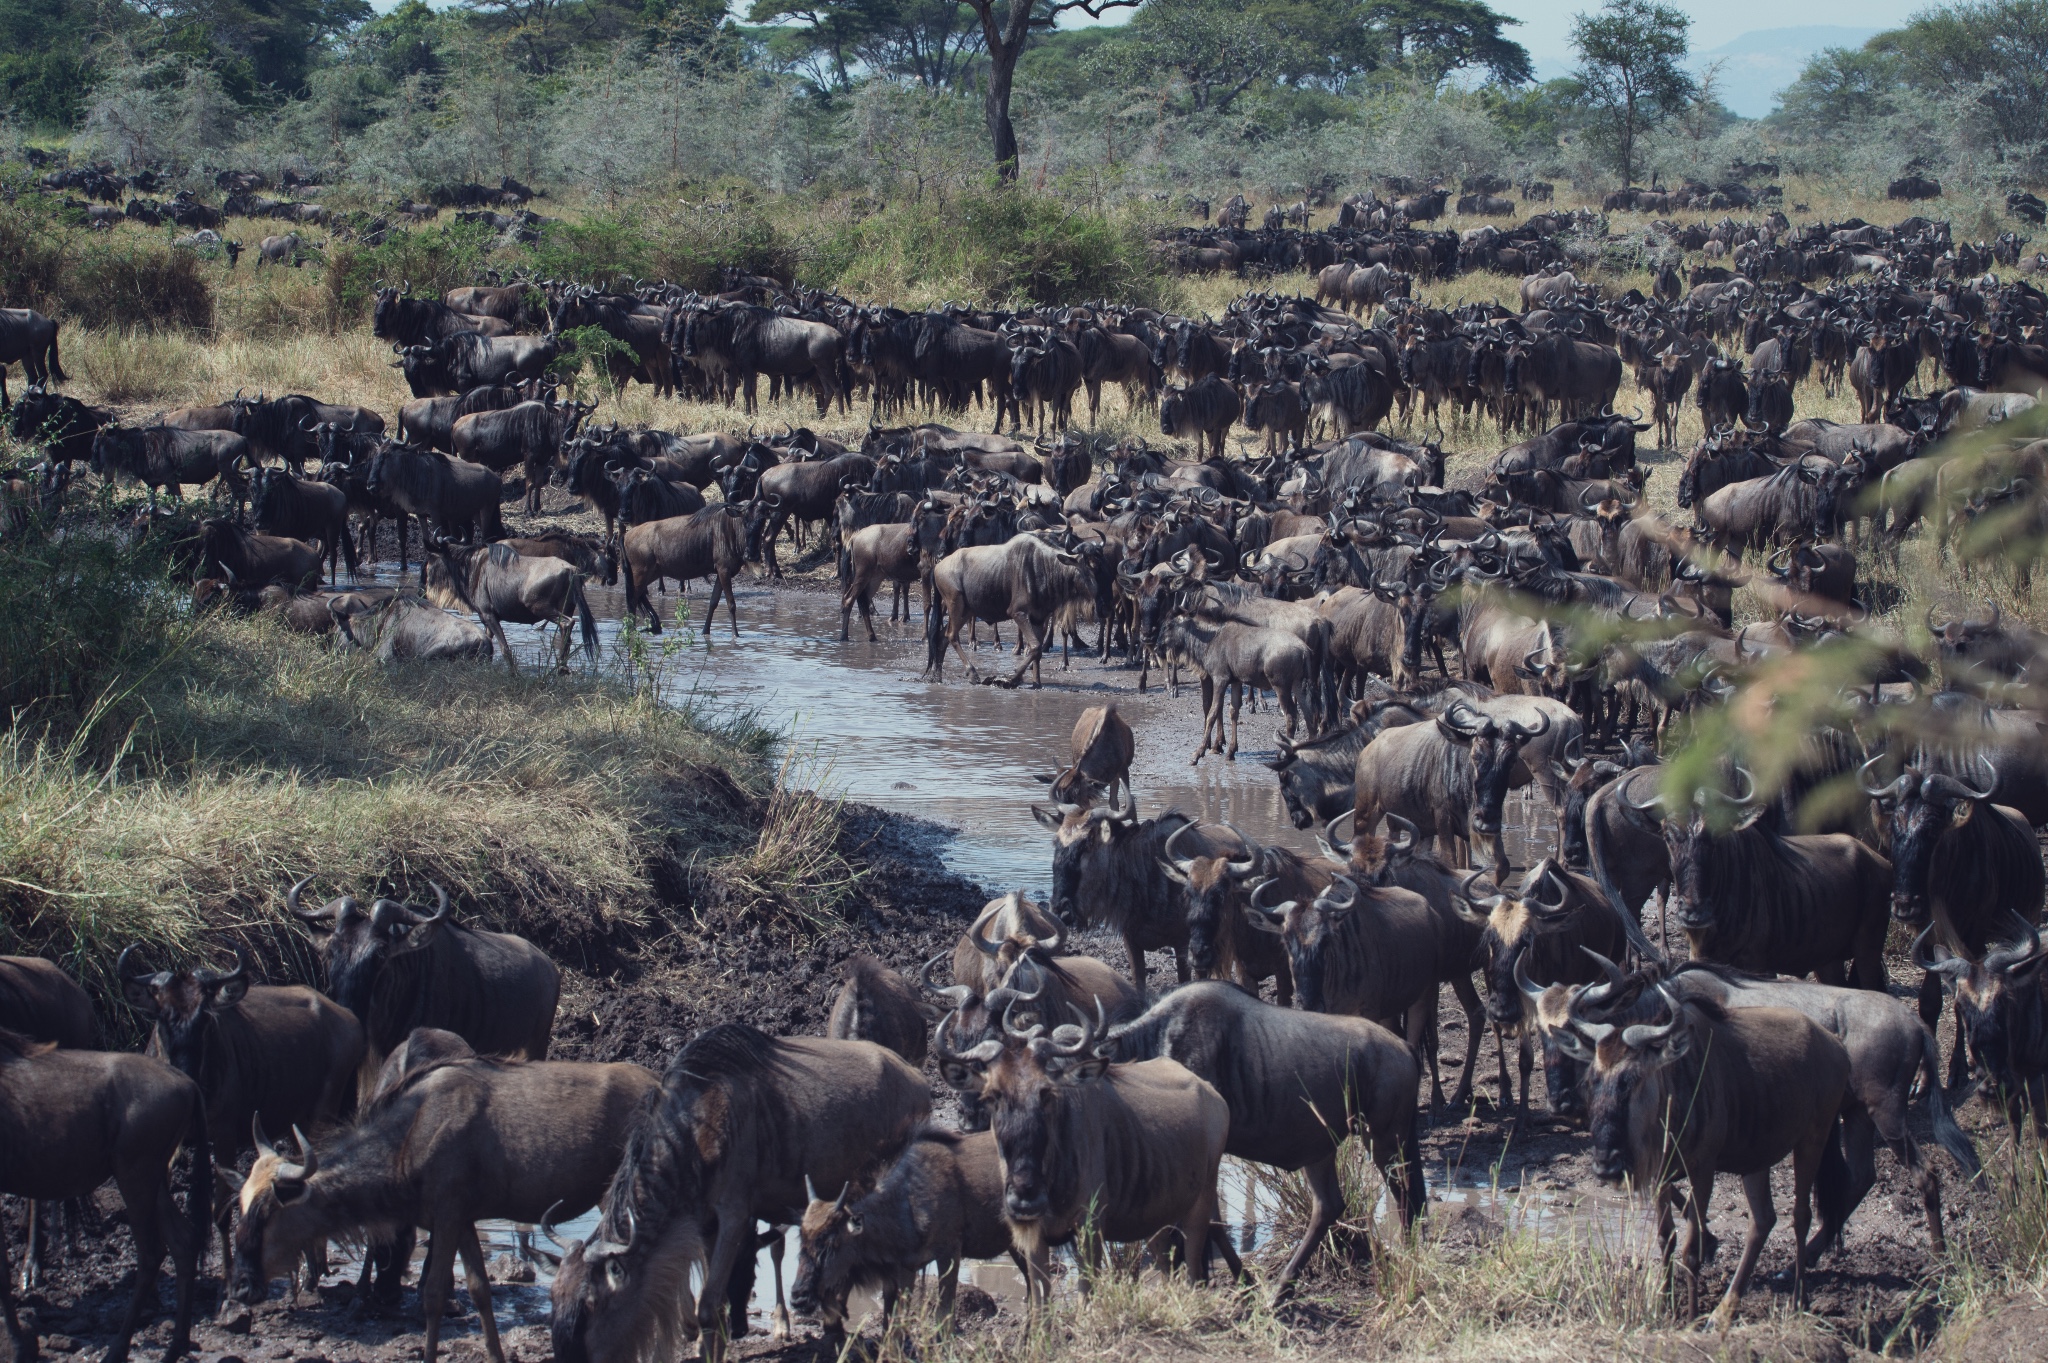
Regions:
[[10, 191, 2048, 1363]]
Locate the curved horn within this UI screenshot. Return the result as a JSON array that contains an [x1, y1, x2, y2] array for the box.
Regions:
[[1856, 753, 1908, 799], [1220, 822, 1260, 876], [286, 876, 341, 923], [1956, 753, 1998, 803], [1619, 984, 1683, 1049], [1911, 923, 1972, 979], [1162, 821, 1200, 875]]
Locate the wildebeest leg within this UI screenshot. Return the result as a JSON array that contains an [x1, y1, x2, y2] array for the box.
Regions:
[[453, 1225, 504, 1363], [484, 613, 518, 673], [0, 1219, 35, 1363], [416, 1223, 459, 1363], [1948, 993, 1973, 1092], [1714, 1169, 1779, 1329], [695, 1203, 755, 1363], [759, 1228, 790, 1339], [1448, 973, 1484, 1110], [1273, 1156, 1342, 1298], [106, 1160, 183, 1363], [1676, 1172, 1715, 1321]]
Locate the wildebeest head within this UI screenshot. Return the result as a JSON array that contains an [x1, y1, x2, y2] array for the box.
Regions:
[[1158, 822, 1257, 980], [1631, 771, 1762, 933], [1034, 791, 1143, 927], [1578, 982, 1702, 1187], [1465, 859, 1576, 1030], [1915, 919, 2048, 1134], [1556, 750, 1625, 870], [1249, 872, 1370, 1013], [1436, 699, 1549, 837], [118, 944, 251, 1081], [1862, 754, 1997, 925], [230, 1119, 326, 1303], [287, 876, 449, 1022], [790, 1174, 868, 1328]]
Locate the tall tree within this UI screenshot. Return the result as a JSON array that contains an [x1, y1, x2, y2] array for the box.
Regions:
[[1570, 0, 1692, 185], [1359, 0, 1531, 87], [749, 0, 983, 91], [1871, 0, 2048, 167], [961, 0, 1142, 180]]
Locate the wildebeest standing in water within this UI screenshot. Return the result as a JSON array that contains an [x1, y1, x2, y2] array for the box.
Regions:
[[620, 503, 749, 638], [925, 533, 1093, 688], [425, 539, 599, 672], [548, 1025, 930, 1363], [362, 441, 506, 573], [0, 1027, 208, 1363], [231, 1032, 656, 1363], [1034, 702, 1135, 806]]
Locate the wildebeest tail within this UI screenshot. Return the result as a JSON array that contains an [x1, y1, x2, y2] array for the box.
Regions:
[[923, 597, 947, 677], [45, 330, 68, 385], [570, 575, 599, 661], [837, 536, 853, 589], [1921, 1025, 1982, 1178]]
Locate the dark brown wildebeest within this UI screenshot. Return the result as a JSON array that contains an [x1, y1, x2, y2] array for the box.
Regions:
[[791, 1128, 1024, 1336], [620, 504, 748, 638], [1916, 919, 2048, 1138], [444, 285, 546, 329], [501, 530, 614, 584], [1158, 377, 1242, 461], [548, 1025, 930, 1363], [118, 947, 363, 1280], [425, 540, 599, 672], [614, 466, 706, 530], [1462, 859, 1631, 1117], [451, 399, 596, 516], [742, 453, 878, 579], [1572, 985, 1852, 1327], [287, 880, 560, 1093], [1034, 703, 1135, 806], [198, 518, 324, 588], [251, 466, 356, 579], [0, 957, 94, 1047], [1104, 981, 1422, 1297], [363, 442, 506, 561], [825, 953, 932, 1067], [937, 997, 1236, 1300], [231, 1033, 655, 1363], [926, 533, 1093, 688], [1863, 754, 2044, 1085], [394, 332, 561, 400], [1350, 698, 1551, 870], [1161, 828, 1293, 1005], [838, 522, 922, 642], [1035, 795, 1251, 989], [0, 308, 66, 410], [226, 394, 383, 472], [396, 383, 532, 453], [1631, 776, 1892, 988], [0, 1028, 207, 1363], [91, 425, 251, 517], [1074, 325, 1158, 424], [677, 303, 847, 415]]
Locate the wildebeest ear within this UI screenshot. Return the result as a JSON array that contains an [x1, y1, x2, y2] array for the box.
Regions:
[[1951, 802, 1975, 828], [1029, 804, 1063, 831], [1052, 1053, 1109, 1084]]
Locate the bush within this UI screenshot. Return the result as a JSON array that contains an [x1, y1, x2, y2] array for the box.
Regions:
[[524, 199, 794, 291], [0, 194, 214, 330], [322, 219, 500, 322], [808, 186, 1170, 307]]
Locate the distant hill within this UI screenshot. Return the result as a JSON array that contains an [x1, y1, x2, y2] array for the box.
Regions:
[[1690, 26, 1881, 118]]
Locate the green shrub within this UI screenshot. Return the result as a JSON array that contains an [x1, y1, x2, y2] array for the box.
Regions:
[[0, 193, 212, 329], [523, 201, 793, 291], [322, 219, 500, 322], [808, 187, 1171, 307]]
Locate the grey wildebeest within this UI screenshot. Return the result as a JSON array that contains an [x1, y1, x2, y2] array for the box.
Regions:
[[91, 425, 251, 516], [838, 521, 923, 641], [395, 332, 561, 399], [678, 303, 846, 415], [926, 533, 1092, 688], [1574, 985, 1852, 1327], [1158, 615, 1314, 761], [1863, 754, 2043, 1085], [363, 442, 506, 562], [547, 1025, 930, 1363], [230, 1034, 656, 1363], [0, 308, 66, 410], [1159, 377, 1243, 460], [451, 399, 595, 516], [333, 593, 493, 662], [824, 953, 932, 1067], [936, 997, 1236, 1299], [743, 453, 877, 579], [0, 1028, 207, 1363], [620, 504, 748, 637], [1350, 698, 1552, 870], [1104, 982, 1423, 1296], [791, 1129, 1024, 1336], [251, 465, 356, 579], [286, 879, 560, 1092], [425, 540, 599, 672], [1631, 777, 1893, 988], [1034, 703, 1135, 806]]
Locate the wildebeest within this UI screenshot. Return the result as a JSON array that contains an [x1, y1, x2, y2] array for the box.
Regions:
[[227, 394, 384, 472], [287, 879, 560, 1090], [1035, 703, 1135, 806], [373, 288, 518, 345], [0, 309, 67, 411], [1159, 377, 1243, 460], [231, 1034, 656, 1363], [396, 384, 533, 453], [791, 1128, 1023, 1334], [743, 453, 878, 579], [1104, 982, 1423, 1295], [824, 953, 931, 1067], [1574, 986, 1852, 1326], [926, 533, 1093, 688], [677, 303, 846, 415], [0, 1028, 207, 1363], [451, 399, 595, 516], [1350, 698, 1552, 870], [91, 425, 251, 516], [838, 521, 922, 641], [197, 518, 325, 588], [620, 504, 748, 637], [426, 539, 599, 671], [395, 332, 561, 399], [332, 593, 493, 662], [934, 998, 1235, 1298], [1159, 832, 1294, 1004], [363, 441, 506, 557], [1158, 615, 1313, 759], [255, 233, 310, 268], [0, 957, 96, 1048], [251, 465, 356, 579], [548, 1026, 930, 1363], [7, 385, 109, 468], [1917, 919, 2048, 1137]]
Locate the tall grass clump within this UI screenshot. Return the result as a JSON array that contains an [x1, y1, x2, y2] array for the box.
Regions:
[[0, 192, 211, 328]]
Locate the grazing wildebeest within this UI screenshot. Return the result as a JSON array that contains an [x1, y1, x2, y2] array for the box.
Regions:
[[231, 1034, 656, 1363], [425, 539, 599, 671], [934, 998, 1235, 1299], [824, 953, 932, 1067], [255, 233, 308, 268], [791, 1128, 1025, 1335], [1917, 919, 2048, 1137], [1103, 982, 1423, 1296], [1572, 985, 1852, 1327], [0, 1028, 207, 1363], [251, 465, 356, 579], [620, 504, 748, 638], [332, 593, 493, 662], [1864, 755, 2043, 1086], [1035, 703, 1135, 806], [394, 332, 561, 399], [0, 308, 66, 410], [197, 518, 325, 588], [925, 533, 1093, 688], [1159, 377, 1243, 460], [363, 441, 506, 557], [286, 880, 560, 1090], [91, 425, 251, 516], [1630, 777, 1892, 988], [547, 1026, 930, 1363]]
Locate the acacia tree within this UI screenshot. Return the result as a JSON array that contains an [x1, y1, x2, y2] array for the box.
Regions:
[[1570, 0, 1692, 185], [963, 0, 1142, 179]]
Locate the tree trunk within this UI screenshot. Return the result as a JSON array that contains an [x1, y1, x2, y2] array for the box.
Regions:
[[983, 40, 1022, 180]]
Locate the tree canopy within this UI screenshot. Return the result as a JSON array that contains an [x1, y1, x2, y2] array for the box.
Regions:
[[1570, 0, 1693, 184]]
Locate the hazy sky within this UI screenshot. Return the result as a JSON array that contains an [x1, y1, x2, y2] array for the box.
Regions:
[[1493, 0, 1922, 70]]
